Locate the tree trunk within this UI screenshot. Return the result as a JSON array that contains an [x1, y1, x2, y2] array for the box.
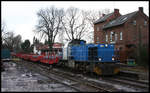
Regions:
[[48, 37, 53, 52]]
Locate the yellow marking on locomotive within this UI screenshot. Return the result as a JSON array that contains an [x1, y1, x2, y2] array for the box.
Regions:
[[114, 68, 120, 74], [94, 66, 102, 75]]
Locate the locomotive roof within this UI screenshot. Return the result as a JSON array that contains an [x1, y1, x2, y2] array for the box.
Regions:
[[69, 39, 86, 45]]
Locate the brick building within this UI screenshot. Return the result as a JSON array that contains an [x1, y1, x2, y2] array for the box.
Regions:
[[94, 7, 149, 51]]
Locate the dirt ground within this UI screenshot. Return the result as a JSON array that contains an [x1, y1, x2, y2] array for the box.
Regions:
[[1, 61, 76, 92]]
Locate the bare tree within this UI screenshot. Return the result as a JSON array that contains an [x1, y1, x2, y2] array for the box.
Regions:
[[1, 21, 22, 52], [1, 21, 8, 44], [58, 28, 65, 44], [83, 10, 102, 43], [62, 7, 87, 41], [2, 31, 22, 52], [84, 9, 111, 43], [85, 10, 102, 28], [35, 6, 64, 52], [33, 36, 40, 45], [13, 35, 22, 52], [1, 21, 6, 33], [2, 31, 14, 50]]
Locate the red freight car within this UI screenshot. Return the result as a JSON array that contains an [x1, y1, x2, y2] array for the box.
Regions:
[[16, 53, 23, 58], [23, 54, 34, 60], [30, 55, 44, 62], [40, 54, 60, 64]]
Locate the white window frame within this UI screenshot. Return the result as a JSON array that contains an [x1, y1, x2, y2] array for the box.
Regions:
[[133, 20, 136, 25], [110, 31, 113, 41], [144, 21, 147, 26], [115, 33, 117, 41], [97, 37, 99, 41], [120, 32, 123, 40], [106, 34, 108, 42], [97, 27, 99, 31]]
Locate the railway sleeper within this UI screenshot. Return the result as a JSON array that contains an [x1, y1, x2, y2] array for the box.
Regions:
[[118, 71, 139, 80]]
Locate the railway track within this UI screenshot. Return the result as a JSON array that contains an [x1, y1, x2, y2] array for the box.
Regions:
[[12, 60, 115, 92], [12, 59, 149, 92], [39, 65, 117, 92], [102, 77, 149, 91], [116, 76, 149, 85], [12, 61, 81, 92], [42, 65, 149, 92], [53, 65, 149, 90]]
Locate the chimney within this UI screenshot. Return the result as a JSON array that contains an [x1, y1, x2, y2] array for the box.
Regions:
[[114, 9, 119, 14], [139, 7, 143, 13], [102, 13, 105, 17]]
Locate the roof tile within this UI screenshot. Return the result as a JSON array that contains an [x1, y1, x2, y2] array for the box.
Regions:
[[94, 12, 114, 24], [103, 11, 138, 29]]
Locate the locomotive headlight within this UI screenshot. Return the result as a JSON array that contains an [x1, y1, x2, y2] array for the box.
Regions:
[[99, 58, 102, 61], [112, 57, 115, 61], [105, 44, 108, 47]]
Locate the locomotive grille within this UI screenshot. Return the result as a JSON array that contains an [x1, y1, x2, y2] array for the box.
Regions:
[[88, 47, 98, 61]]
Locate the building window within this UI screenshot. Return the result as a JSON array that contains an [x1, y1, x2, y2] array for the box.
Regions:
[[97, 27, 99, 31], [133, 33, 136, 41], [110, 31, 113, 41], [119, 47, 122, 50], [96, 37, 99, 44], [115, 33, 117, 41], [106, 34, 108, 42], [133, 20, 136, 25], [120, 32, 123, 40], [97, 37, 99, 41], [144, 21, 147, 26]]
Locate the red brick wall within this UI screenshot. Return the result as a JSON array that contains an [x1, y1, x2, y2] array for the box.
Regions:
[[94, 22, 107, 44], [94, 12, 121, 44], [103, 25, 127, 50], [125, 12, 149, 48], [94, 11, 149, 51]]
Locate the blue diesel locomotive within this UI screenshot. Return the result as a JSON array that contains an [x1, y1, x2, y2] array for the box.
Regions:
[[61, 39, 120, 75]]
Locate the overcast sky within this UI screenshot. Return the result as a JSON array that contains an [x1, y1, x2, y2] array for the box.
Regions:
[[2, 1, 149, 44]]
